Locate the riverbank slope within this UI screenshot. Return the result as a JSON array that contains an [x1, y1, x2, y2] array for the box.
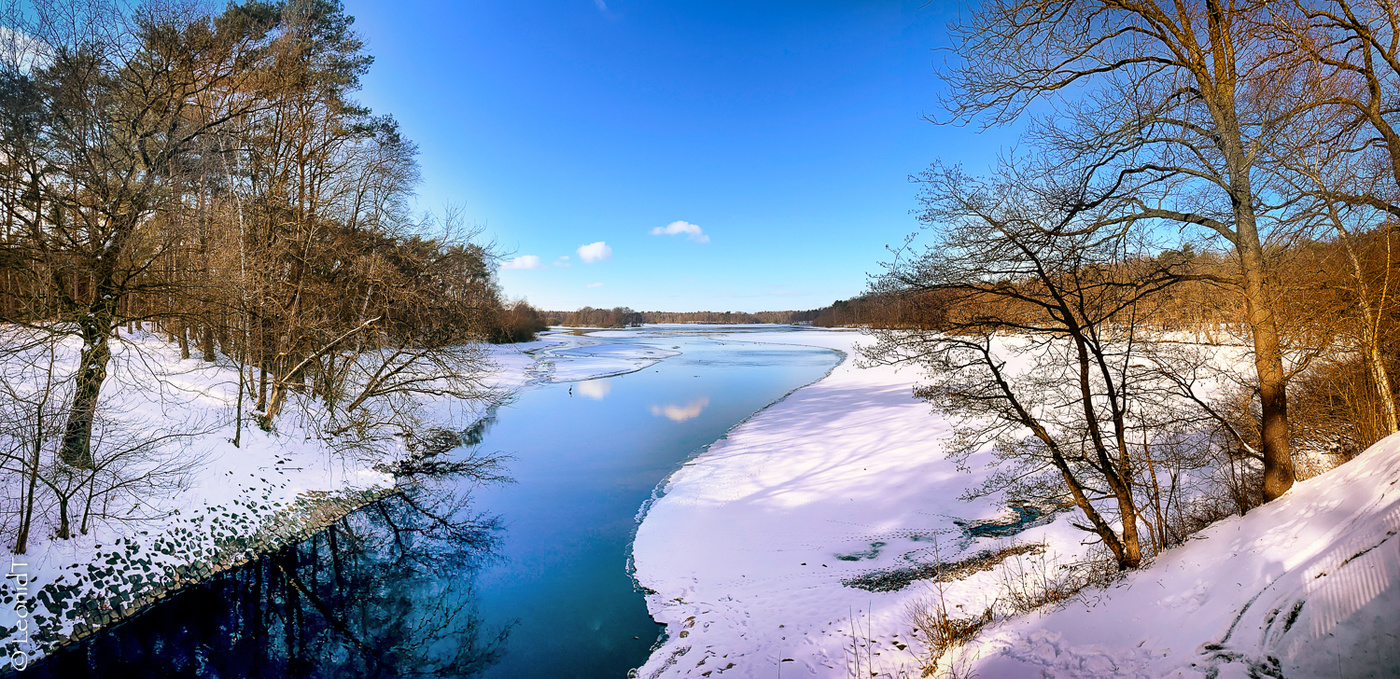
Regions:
[[632, 328, 1085, 677], [632, 328, 1400, 678], [956, 431, 1400, 678]]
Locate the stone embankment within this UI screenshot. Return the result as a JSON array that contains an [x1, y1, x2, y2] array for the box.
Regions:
[[4, 484, 394, 664]]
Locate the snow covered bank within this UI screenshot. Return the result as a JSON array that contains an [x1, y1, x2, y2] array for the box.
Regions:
[[959, 433, 1400, 679], [632, 328, 1398, 678], [0, 331, 393, 665], [0, 328, 600, 667], [632, 329, 1096, 677]]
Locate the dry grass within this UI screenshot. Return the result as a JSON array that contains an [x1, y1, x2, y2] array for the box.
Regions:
[[997, 544, 1119, 615], [901, 541, 1122, 677], [907, 594, 990, 678], [841, 605, 919, 679], [843, 543, 1045, 593]]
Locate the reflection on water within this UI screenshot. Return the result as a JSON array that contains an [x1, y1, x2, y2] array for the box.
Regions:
[[469, 329, 840, 678], [577, 379, 612, 399], [26, 440, 511, 679], [650, 396, 710, 422], [27, 327, 844, 679]]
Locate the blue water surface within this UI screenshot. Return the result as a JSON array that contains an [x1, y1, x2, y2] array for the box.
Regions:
[[472, 327, 841, 678], [23, 326, 842, 679]]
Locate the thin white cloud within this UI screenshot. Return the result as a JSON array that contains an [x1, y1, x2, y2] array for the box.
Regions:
[[577, 241, 613, 263], [650, 220, 709, 243], [554, 255, 571, 268], [593, 0, 608, 11], [500, 255, 546, 270], [651, 397, 710, 422], [586, 282, 604, 288]]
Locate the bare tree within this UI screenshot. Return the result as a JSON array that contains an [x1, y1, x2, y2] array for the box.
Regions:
[[0, 327, 207, 545], [1269, 0, 1400, 215], [941, 0, 1299, 500], [1263, 0, 1400, 437], [0, 330, 63, 552], [2, 1, 275, 468], [865, 165, 1193, 569], [1268, 124, 1399, 437]]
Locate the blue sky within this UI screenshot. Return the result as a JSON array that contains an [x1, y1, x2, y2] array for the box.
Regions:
[[346, 0, 1012, 312]]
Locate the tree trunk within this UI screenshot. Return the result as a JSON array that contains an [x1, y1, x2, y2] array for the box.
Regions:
[[1368, 338, 1398, 434], [13, 408, 41, 554], [1337, 216, 1399, 436], [1203, 17, 1296, 500], [202, 323, 217, 362], [179, 322, 191, 359], [55, 492, 70, 540], [1237, 233, 1295, 501], [60, 322, 112, 469]]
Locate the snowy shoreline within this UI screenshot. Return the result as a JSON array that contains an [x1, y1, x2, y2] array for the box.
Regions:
[[630, 328, 1400, 678], [627, 332, 850, 590], [0, 328, 626, 669], [630, 327, 1050, 677], [7, 325, 1395, 676]]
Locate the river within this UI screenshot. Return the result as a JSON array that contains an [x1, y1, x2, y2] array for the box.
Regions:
[[23, 326, 842, 678]]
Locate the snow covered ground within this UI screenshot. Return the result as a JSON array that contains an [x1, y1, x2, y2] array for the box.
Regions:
[[958, 432, 1400, 679], [631, 328, 1400, 678], [9, 324, 1396, 677], [632, 328, 1084, 678]]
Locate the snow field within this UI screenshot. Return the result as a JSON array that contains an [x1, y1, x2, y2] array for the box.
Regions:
[[961, 432, 1400, 679], [632, 329, 1103, 678], [632, 328, 1398, 679]]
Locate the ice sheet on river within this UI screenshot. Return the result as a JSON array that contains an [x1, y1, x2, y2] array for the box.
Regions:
[[528, 338, 680, 382]]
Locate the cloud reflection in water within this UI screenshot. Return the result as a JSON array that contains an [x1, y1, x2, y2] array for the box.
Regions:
[[651, 397, 710, 422], [577, 379, 612, 399]]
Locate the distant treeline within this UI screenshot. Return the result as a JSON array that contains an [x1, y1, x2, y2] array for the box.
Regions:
[[541, 305, 835, 328], [538, 297, 935, 328]]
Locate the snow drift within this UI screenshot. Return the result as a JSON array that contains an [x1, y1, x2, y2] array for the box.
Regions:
[[963, 433, 1400, 679]]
